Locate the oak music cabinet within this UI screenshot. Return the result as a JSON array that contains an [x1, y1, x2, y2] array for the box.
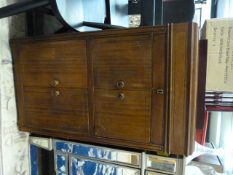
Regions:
[[11, 23, 201, 156]]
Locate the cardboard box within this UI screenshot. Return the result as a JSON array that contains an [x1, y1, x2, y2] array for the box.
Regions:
[[202, 18, 233, 92]]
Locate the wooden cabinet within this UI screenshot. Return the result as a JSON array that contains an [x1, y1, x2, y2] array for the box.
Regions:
[[11, 23, 201, 156]]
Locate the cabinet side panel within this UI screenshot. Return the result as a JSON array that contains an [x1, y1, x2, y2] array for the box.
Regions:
[[10, 43, 27, 129], [168, 23, 198, 155], [186, 24, 199, 155]]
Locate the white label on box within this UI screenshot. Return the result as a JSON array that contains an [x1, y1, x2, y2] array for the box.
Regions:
[[204, 19, 233, 92]]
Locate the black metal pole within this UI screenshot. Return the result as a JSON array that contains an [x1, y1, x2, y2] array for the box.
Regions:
[[104, 0, 111, 24], [0, 0, 50, 19], [83, 21, 125, 30], [141, 0, 158, 26]]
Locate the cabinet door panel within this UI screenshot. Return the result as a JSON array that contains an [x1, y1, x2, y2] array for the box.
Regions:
[[23, 87, 88, 112], [26, 109, 88, 133], [18, 40, 87, 88], [18, 40, 87, 63], [20, 63, 87, 88], [94, 89, 151, 143], [92, 35, 152, 90], [92, 35, 152, 65], [94, 65, 152, 89], [23, 87, 89, 133]]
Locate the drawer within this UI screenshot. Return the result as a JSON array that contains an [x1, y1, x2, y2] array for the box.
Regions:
[[94, 65, 152, 89], [17, 40, 87, 88], [70, 156, 141, 175], [92, 35, 152, 90], [24, 87, 88, 112], [94, 89, 151, 143], [54, 140, 141, 167]]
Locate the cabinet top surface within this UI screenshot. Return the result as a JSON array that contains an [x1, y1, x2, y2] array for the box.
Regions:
[[10, 23, 197, 44]]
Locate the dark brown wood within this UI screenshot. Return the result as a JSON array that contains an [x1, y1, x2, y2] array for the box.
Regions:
[[12, 39, 89, 134], [91, 35, 152, 90], [11, 23, 202, 156], [94, 89, 151, 143], [196, 40, 207, 129], [16, 40, 87, 89], [151, 32, 167, 146], [167, 23, 199, 155]]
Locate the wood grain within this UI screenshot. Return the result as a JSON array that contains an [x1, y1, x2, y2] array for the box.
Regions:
[[151, 33, 167, 146], [18, 40, 88, 88], [94, 89, 151, 142], [11, 24, 201, 156]]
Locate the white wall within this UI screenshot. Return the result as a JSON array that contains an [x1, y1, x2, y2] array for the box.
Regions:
[[0, 0, 30, 174]]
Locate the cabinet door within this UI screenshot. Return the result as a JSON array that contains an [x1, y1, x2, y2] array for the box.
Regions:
[[14, 40, 89, 134], [91, 34, 152, 143], [94, 89, 151, 143]]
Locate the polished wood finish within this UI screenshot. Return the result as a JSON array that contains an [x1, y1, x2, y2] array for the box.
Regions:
[[17, 40, 87, 88], [92, 35, 152, 90], [94, 89, 151, 143], [167, 24, 199, 155], [11, 23, 201, 156]]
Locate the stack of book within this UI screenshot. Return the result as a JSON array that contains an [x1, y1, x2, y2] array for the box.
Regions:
[[202, 18, 233, 111], [205, 91, 233, 110]]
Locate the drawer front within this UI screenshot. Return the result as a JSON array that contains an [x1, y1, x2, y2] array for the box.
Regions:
[[92, 35, 152, 89], [17, 40, 87, 88], [23, 87, 89, 133], [94, 89, 151, 143], [70, 156, 140, 175]]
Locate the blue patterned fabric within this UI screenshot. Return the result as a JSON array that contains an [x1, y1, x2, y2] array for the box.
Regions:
[[71, 157, 117, 175], [56, 142, 73, 153], [54, 140, 140, 175], [30, 145, 38, 175], [56, 154, 67, 173]]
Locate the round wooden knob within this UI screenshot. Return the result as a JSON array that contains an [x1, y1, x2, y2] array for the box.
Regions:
[[51, 80, 60, 87], [116, 80, 125, 89], [118, 93, 125, 100]]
